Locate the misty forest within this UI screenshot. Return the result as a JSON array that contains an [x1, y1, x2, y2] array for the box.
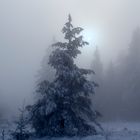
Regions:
[[1, 0, 140, 140]]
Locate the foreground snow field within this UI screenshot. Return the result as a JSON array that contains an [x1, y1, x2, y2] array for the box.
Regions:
[[1, 122, 140, 140], [32, 122, 140, 140]]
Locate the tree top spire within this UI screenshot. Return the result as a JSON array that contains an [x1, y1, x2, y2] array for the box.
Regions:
[[68, 14, 72, 22]]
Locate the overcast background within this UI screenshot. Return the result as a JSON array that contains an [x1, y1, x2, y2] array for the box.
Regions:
[[0, 0, 140, 116]]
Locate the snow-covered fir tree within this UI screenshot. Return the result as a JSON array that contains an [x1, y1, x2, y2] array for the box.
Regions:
[[29, 15, 101, 137]]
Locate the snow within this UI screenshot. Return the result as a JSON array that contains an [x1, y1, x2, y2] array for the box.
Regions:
[[102, 122, 140, 140], [31, 122, 140, 140], [1, 122, 140, 140], [33, 135, 104, 140]]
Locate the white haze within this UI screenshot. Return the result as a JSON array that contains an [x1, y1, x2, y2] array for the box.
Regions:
[[0, 0, 140, 116]]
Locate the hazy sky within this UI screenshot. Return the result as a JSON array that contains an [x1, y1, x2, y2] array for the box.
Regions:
[[0, 0, 140, 111]]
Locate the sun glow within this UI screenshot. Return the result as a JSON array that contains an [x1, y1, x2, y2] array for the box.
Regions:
[[77, 27, 100, 68], [82, 27, 99, 45]]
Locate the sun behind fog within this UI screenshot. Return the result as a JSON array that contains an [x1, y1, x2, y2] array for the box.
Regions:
[[83, 28, 99, 44]]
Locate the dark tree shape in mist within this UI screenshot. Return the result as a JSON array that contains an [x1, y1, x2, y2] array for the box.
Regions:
[[119, 27, 140, 120], [91, 46, 103, 85]]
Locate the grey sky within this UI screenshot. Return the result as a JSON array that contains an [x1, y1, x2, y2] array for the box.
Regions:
[[0, 0, 140, 111]]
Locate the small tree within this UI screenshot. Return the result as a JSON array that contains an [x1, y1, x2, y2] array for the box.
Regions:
[[12, 103, 30, 140], [29, 15, 101, 137]]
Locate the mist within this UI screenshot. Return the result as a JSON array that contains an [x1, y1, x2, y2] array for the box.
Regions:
[[1, 0, 140, 122]]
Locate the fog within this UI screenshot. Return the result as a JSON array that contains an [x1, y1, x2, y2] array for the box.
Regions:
[[0, 0, 140, 120]]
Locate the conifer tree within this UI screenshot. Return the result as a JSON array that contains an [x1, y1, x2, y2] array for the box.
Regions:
[[29, 15, 101, 137]]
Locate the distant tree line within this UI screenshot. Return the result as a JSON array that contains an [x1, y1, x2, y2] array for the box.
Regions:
[[91, 27, 140, 121]]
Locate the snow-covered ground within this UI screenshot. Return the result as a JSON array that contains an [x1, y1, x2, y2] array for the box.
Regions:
[[102, 122, 140, 140], [1, 122, 140, 140], [33, 122, 140, 140]]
